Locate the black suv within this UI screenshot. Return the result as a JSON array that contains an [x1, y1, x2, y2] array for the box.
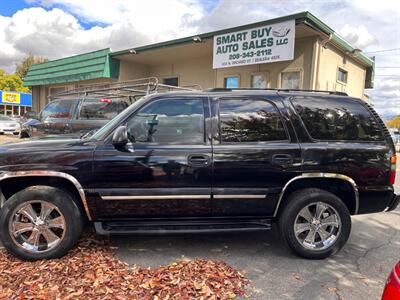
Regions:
[[21, 97, 129, 138], [0, 89, 398, 261]]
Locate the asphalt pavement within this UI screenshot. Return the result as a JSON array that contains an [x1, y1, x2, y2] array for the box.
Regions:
[[114, 168, 400, 300]]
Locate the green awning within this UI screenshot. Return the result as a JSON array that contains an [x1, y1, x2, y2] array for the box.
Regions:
[[24, 48, 120, 86]]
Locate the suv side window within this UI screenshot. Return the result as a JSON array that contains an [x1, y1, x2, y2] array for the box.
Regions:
[[219, 98, 287, 143], [40, 100, 76, 120], [126, 98, 205, 144], [292, 97, 383, 141], [79, 99, 128, 120]]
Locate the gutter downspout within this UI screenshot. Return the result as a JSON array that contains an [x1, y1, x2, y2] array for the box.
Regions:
[[313, 34, 332, 90]]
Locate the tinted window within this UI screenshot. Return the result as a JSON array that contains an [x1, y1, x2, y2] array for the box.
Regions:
[[126, 98, 204, 144], [219, 99, 287, 142], [41, 100, 76, 119], [79, 99, 128, 120], [292, 97, 383, 141], [163, 77, 178, 86]]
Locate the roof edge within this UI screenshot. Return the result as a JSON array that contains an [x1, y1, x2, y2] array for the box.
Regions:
[[110, 11, 373, 68]]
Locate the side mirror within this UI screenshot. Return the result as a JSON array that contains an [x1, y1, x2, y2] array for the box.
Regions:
[[112, 126, 128, 148]]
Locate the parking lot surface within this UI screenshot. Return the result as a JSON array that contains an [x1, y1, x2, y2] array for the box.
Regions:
[[0, 135, 399, 299], [113, 164, 400, 300]]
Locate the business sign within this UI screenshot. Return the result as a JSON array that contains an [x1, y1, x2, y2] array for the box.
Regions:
[[213, 20, 295, 69], [0, 91, 32, 107], [2, 92, 20, 104]]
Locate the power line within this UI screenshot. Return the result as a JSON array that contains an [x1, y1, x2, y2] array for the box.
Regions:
[[364, 48, 400, 54], [376, 67, 400, 68]]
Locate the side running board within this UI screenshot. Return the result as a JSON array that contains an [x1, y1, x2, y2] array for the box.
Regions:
[[94, 218, 272, 235]]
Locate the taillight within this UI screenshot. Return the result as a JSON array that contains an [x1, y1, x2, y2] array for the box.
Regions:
[[390, 155, 397, 185], [394, 263, 400, 284], [100, 98, 112, 103]]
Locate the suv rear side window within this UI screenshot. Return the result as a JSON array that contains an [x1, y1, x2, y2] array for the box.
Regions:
[[126, 98, 205, 144], [41, 100, 76, 119], [79, 99, 128, 120], [219, 99, 287, 142], [292, 97, 383, 141]]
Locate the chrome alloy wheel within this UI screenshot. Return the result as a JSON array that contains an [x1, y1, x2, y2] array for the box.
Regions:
[[294, 202, 342, 250], [8, 200, 66, 253]]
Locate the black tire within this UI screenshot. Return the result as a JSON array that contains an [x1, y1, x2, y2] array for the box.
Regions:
[[279, 188, 351, 259], [0, 186, 83, 261]]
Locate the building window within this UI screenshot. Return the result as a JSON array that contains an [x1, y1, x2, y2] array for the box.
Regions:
[[163, 77, 179, 87], [281, 71, 300, 89], [224, 76, 240, 88], [337, 68, 348, 83], [251, 73, 268, 88], [49, 86, 66, 96]]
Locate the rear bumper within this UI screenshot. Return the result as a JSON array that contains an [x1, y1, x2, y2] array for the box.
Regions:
[[387, 194, 400, 212]]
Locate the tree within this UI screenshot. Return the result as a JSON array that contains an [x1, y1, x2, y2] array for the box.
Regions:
[[387, 116, 400, 129], [0, 69, 30, 93], [15, 53, 48, 79]]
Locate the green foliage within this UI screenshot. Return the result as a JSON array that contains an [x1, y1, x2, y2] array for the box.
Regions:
[[0, 69, 30, 93], [387, 116, 400, 129], [15, 53, 48, 79]]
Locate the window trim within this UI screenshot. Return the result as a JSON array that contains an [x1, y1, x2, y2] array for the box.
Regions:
[[337, 67, 348, 85], [216, 96, 290, 145], [250, 72, 270, 89], [289, 96, 385, 143], [223, 74, 241, 88], [279, 68, 303, 89], [107, 97, 208, 146]]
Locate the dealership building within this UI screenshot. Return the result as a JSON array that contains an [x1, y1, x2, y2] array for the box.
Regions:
[[24, 11, 374, 112]]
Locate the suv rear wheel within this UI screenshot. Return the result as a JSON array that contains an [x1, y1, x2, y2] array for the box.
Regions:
[[0, 186, 83, 261], [279, 188, 351, 259]]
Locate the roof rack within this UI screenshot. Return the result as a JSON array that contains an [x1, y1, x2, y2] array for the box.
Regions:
[[205, 88, 348, 96], [49, 77, 202, 103]]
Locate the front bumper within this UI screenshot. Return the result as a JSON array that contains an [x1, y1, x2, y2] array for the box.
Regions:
[[0, 127, 20, 134], [388, 194, 400, 211]]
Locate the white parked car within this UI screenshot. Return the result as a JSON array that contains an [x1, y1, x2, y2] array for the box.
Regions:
[[0, 115, 21, 136]]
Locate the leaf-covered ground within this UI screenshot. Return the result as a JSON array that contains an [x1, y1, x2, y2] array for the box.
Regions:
[[0, 233, 249, 299]]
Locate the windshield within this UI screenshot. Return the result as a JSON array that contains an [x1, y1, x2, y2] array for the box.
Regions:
[[88, 96, 149, 141], [0, 115, 12, 121]]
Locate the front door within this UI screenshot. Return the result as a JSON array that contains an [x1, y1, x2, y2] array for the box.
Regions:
[[210, 96, 301, 217], [93, 96, 213, 218]]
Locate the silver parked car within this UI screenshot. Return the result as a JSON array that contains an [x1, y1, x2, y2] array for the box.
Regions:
[[0, 115, 21, 136]]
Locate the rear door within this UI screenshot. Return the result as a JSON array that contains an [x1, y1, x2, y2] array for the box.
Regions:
[[210, 95, 301, 216]]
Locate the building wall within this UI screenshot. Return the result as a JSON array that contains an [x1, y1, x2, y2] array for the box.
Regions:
[[30, 37, 369, 111], [32, 78, 116, 112], [316, 41, 366, 98], [119, 61, 150, 81], [121, 37, 316, 90]]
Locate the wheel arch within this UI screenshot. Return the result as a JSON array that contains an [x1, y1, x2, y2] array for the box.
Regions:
[[0, 171, 92, 221], [274, 173, 359, 217]]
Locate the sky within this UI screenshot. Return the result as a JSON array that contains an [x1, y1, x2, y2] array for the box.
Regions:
[[0, 0, 399, 118]]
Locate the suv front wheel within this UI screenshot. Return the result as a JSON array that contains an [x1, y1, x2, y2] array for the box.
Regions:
[[0, 186, 83, 261], [279, 188, 351, 259]]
